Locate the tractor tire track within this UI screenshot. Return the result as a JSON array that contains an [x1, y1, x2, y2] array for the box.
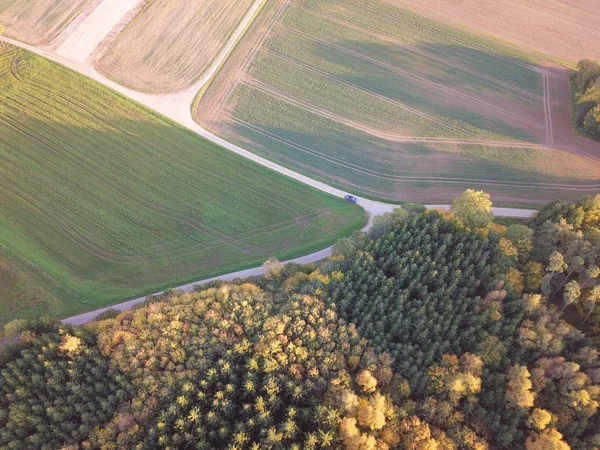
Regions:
[[543, 72, 554, 145], [259, 47, 479, 138], [244, 76, 544, 149], [229, 115, 600, 190]]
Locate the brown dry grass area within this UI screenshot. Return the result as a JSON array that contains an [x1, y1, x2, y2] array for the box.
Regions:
[[0, 0, 90, 45], [97, 0, 255, 92], [392, 0, 600, 64]]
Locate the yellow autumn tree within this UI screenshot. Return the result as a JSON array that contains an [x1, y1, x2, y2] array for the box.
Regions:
[[59, 334, 84, 356], [527, 408, 552, 431], [450, 189, 494, 228], [357, 393, 387, 430], [356, 370, 378, 393], [525, 428, 570, 450], [506, 364, 535, 408]]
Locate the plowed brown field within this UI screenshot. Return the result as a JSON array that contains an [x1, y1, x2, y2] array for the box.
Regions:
[[0, 0, 90, 45], [391, 0, 600, 64], [97, 0, 255, 92]]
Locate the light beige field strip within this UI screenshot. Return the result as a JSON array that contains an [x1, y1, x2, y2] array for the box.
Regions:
[[340, 0, 555, 76], [388, 0, 600, 62], [55, 0, 145, 63]]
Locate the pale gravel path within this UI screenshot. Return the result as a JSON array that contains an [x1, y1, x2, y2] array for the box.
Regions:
[[54, 0, 144, 64], [0, 0, 537, 325], [44, 0, 106, 51]]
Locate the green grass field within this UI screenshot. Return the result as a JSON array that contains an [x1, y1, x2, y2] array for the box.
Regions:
[[196, 0, 600, 205], [0, 45, 366, 325]]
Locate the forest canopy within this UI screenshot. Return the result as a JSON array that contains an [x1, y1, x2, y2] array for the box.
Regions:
[[1, 192, 600, 449]]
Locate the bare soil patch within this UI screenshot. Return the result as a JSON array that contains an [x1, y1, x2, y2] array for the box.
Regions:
[[0, 0, 90, 45], [97, 0, 255, 92], [391, 0, 600, 64]]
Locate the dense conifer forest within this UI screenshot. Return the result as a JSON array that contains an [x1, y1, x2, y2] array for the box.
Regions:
[[1, 192, 599, 449]]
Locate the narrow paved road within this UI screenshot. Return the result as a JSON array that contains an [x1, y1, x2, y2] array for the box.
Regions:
[[0, 3, 537, 325], [64, 248, 333, 325]]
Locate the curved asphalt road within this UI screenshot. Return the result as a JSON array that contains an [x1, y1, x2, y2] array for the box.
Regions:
[[0, 5, 537, 325]]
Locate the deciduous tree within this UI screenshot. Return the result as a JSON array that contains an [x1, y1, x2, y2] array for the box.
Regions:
[[451, 189, 494, 228]]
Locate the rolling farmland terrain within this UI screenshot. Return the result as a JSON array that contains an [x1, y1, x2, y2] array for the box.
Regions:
[[0, 44, 365, 325], [196, 0, 600, 206], [97, 0, 257, 92], [393, 0, 600, 64], [0, 0, 90, 45]]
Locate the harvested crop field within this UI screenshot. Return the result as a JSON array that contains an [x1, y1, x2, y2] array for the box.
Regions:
[[393, 0, 600, 64], [0, 0, 90, 45], [195, 0, 600, 206], [0, 45, 365, 325], [97, 0, 256, 92]]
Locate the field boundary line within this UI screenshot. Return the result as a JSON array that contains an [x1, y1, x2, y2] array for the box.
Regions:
[[44, 0, 101, 50], [190, 0, 269, 105], [89, 0, 151, 62]]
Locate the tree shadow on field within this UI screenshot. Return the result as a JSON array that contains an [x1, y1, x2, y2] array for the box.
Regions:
[[293, 38, 540, 141]]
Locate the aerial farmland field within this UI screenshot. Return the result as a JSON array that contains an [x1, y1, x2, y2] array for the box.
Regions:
[[195, 0, 600, 206], [0, 44, 365, 325], [393, 0, 600, 64], [0, 0, 90, 45], [96, 0, 257, 92]]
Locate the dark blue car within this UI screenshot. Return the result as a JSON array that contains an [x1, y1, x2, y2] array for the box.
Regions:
[[344, 194, 358, 203]]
